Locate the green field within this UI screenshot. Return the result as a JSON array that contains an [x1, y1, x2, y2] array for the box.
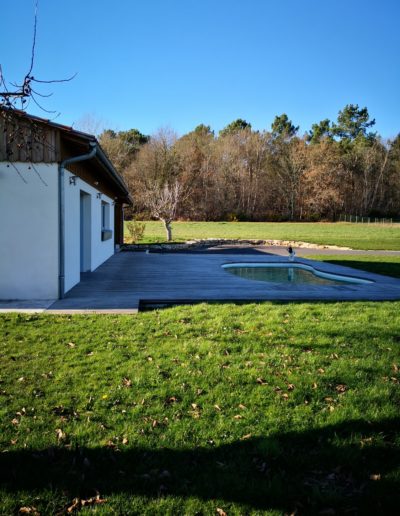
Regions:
[[305, 255, 400, 279], [126, 221, 400, 250], [1, 302, 399, 514]]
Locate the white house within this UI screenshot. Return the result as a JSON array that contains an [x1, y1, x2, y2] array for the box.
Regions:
[[0, 108, 132, 301]]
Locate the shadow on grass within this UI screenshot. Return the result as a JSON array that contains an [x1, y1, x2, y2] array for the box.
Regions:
[[1, 418, 399, 513], [319, 259, 400, 280]]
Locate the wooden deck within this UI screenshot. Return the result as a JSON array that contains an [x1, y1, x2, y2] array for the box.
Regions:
[[45, 249, 400, 313]]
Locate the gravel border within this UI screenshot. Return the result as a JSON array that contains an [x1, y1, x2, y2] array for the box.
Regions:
[[121, 238, 352, 252]]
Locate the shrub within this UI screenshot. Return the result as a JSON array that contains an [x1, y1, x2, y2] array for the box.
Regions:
[[126, 219, 146, 243]]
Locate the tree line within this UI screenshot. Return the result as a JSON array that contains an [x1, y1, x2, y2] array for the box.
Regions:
[[99, 104, 400, 234]]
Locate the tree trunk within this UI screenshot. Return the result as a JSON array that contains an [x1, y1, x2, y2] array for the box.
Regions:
[[162, 219, 172, 241]]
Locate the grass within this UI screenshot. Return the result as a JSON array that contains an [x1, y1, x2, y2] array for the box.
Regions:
[[305, 255, 400, 279], [1, 302, 399, 514], [126, 221, 400, 250]]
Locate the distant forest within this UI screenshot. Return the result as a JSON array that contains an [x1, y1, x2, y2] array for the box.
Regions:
[[99, 104, 400, 222]]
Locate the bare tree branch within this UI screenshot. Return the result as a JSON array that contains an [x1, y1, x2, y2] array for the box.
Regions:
[[27, 0, 39, 77], [0, 0, 76, 114], [31, 73, 77, 84]]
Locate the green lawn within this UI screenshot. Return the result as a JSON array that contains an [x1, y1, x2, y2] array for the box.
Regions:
[[1, 302, 399, 514], [305, 255, 400, 279], [127, 221, 400, 250]]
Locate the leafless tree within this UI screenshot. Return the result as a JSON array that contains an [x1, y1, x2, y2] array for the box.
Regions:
[[127, 129, 189, 240], [144, 181, 186, 241]]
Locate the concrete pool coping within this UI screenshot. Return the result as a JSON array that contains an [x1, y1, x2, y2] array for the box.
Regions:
[[0, 248, 398, 313]]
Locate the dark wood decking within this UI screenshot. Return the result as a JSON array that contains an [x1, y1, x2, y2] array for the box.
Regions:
[[45, 249, 400, 313]]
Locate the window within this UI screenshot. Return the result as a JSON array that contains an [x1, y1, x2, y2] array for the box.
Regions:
[[101, 201, 112, 241]]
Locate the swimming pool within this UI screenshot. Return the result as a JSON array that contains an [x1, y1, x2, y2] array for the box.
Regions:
[[222, 262, 374, 286]]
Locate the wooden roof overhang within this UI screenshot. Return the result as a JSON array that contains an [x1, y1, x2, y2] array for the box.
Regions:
[[60, 131, 132, 205], [0, 107, 132, 205]]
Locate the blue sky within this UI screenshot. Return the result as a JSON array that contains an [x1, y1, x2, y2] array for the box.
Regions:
[[1, 0, 399, 137]]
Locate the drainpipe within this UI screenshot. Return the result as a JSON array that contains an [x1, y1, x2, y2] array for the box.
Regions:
[[58, 142, 97, 298]]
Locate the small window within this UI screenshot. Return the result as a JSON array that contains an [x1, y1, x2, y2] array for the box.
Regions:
[[101, 201, 112, 241]]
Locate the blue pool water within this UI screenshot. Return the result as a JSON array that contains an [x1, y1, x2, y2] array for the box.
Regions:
[[222, 263, 373, 286]]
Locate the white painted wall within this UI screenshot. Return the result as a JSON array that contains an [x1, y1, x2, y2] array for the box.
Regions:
[[64, 169, 115, 293], [0, 162, 59, 300], [0, 162, 116, 300]]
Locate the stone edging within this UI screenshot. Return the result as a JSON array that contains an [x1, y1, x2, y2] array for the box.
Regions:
[[121, 238, 352, 251]]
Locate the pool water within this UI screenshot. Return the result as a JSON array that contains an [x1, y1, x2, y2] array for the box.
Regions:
[[222, 263, 373, 286]]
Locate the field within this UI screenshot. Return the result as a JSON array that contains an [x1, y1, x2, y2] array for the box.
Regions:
[[126, 221, 400, 250], [1, 302, 400, 515], [305, 255, 400, 279], [2, 222, 400, 514]]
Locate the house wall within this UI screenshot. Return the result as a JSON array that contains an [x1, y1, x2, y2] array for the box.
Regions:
[[0, 162, 59, 300], [0, 162, 117, 300], [64, 168, 115, 293]]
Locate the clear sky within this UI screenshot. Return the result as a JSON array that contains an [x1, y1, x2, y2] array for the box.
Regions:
[[1, 0, 399, 138]]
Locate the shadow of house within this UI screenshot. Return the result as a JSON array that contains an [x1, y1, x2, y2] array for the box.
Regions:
[[1, 418, 399, 513]]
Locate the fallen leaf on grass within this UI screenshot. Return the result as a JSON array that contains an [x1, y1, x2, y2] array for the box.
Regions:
[[164, 396, 179, 405], [67, 342, 75, 348], [189, 404, 201, 419], [67, 494, 107, 513], [317, 368, 325, 374], [233, 414, 243, 419], [238, 403, 246, 410], [55, 428, 66, 442], [122, 437, 129, 445], [214, 404, 221, 411], [393, 363, 399, 373], [122, 377, 132, 387], [369, 473, 381, 481], [11, 418, 19, 426], [105, 439, 118, 449], [216, 508, 227, 516], [256, 377, 267, 385], [287, 383, 295, 391], [360, 437, 373, 447], [18, 507, 39, 515], [240, 433, 252, 440], [312, 382, 318, 389], [335, 384, 347, 393]]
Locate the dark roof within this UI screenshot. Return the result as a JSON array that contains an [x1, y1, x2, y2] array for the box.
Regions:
[[0, 107, 132, 204]]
